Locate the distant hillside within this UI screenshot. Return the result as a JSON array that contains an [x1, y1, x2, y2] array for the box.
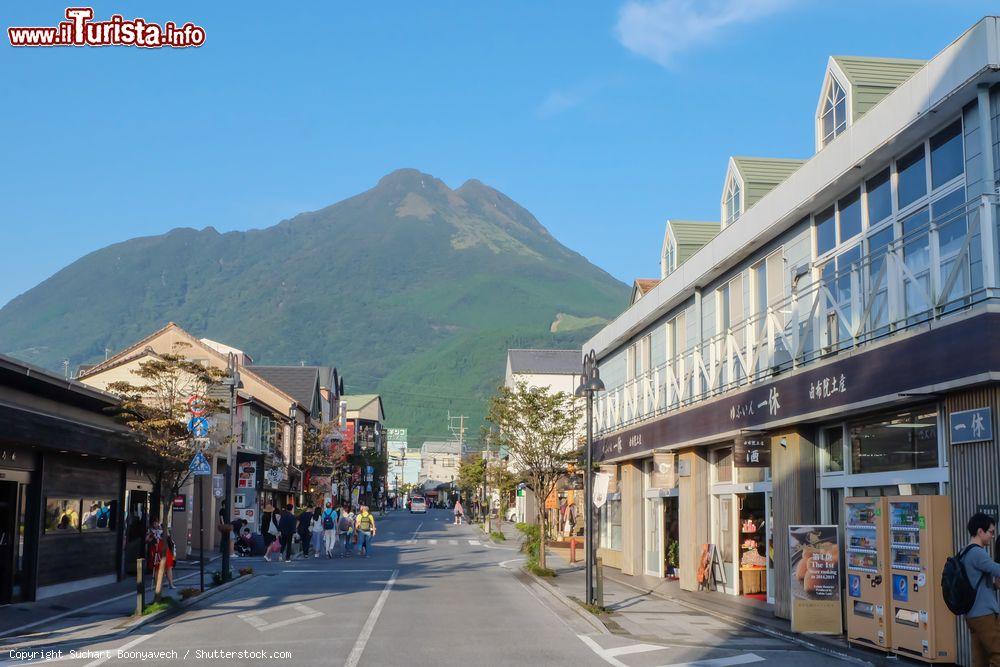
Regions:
[[0, 169, 628, 443]]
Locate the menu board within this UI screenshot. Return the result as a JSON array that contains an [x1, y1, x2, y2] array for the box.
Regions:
[[788, 525, 843, 634]]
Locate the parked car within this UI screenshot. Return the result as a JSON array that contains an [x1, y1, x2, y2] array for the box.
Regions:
[[410, 496, 427, 513]]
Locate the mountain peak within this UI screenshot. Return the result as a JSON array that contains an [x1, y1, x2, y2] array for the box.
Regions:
[[375, 168, 450, 192]]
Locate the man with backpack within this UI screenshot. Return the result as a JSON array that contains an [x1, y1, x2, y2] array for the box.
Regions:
[[946, 512, 1000, 666], [337, 505, 354, 557], [355, 505, 376, 557], [321, 502, 339, 558]]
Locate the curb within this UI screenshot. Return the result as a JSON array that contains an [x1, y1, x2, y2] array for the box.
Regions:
[[601, 571, 873, 667], [508, 554, 609, 636], [120, 573, 255, 634]]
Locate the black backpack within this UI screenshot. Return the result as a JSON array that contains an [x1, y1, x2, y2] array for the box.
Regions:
[[942, 545, 985, 615]]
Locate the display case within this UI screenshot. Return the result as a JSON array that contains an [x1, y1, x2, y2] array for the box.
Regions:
[[845, 498, 891, 651], [887, 496, 955, 663]]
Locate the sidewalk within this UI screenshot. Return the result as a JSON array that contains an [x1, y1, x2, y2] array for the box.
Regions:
[[0, 554, 223, 646]]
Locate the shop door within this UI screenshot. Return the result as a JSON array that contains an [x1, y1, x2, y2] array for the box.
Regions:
[[0, 481, 18, 604], [714, 495, 735, 594], [123, 491, 149, 575], [644, 497, 662, 577]]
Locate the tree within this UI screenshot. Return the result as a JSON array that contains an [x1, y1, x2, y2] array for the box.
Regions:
[[486, 381, 580, 570], [487, 461, 517, 520], [105, 342, 228, 525], [302, 423, 351, 507], [456, 455, 485, 499]]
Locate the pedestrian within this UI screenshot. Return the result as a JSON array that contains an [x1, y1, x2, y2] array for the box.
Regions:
[[309, 506, 324, 558], [278, 504, 297, 562], [355, 505, 376, 557], [453, 499, 464, 525], [338, 505, 354, 557], [297, 506, 312, 559], [321, 502, 339, 558], [961, 512, 1000, 666], [162, 529, 177, 589]]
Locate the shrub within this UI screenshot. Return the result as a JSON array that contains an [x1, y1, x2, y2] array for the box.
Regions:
[[239, 567, 254, 576], [526, 562, 556, 577], [490, 530, 506, 542], [180, 588, 200, 600]]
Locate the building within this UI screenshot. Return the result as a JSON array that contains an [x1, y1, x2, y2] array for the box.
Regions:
[[402, 447, 421, 487], [584, 17, 1000, 664], [342, 394, 386, 507], [504, 349, 583, 525], [418, 441, 463, 503], [78, 323, 308, 555], [0, 354, 157, 602]]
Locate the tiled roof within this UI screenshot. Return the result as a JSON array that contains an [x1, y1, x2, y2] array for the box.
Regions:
[[507, 349, 580, 375], [250, 366, 320, 412], [832, 56, 926, 120], [731, 157, 806, 209], [667, 220, 721, 266], [634, 279, 660, 295]]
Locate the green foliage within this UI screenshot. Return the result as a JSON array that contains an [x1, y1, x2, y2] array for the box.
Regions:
[[456, 455, 485, 494], [0, 170, 628, 444], [490, 530, 506, 542], [526, 562, 556, 578], [668, 540, 679, 568], [142, 598, 178, 615]]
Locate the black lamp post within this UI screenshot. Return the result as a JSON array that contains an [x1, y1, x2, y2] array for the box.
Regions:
[[575, 349, 604, 607], [222, 353, 243, 583]]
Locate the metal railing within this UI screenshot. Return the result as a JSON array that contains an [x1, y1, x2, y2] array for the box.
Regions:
[[596, 193, 998, 435]]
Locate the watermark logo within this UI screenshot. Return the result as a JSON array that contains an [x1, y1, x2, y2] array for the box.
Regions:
[[8, 7, 205, 48]]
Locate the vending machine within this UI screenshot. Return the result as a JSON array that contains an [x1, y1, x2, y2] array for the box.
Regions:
[[887, 496, 955, 663], [845, 497, 891, 650]]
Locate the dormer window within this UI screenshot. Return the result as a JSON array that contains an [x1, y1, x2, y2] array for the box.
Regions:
[[819, 77, 847, 148], [723, 176, 741, 227], [662, 234, 676, 277]]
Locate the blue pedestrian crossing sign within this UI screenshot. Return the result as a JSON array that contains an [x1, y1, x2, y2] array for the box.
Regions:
[[187, 416, 209, 437], [189, 451, 211, 475]]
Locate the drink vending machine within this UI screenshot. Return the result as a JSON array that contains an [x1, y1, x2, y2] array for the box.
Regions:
[[886, 496, 955, 663], [845, 497, 891, 650]]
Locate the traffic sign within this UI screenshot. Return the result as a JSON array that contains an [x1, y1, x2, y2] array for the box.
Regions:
[[187, 394, 208, 417], [189, 451, 211, 475], [212, 474, 225, 498], [187, 416, 209, 437]]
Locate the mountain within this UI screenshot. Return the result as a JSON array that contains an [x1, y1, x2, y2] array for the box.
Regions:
[[0, 169, 628, 445]]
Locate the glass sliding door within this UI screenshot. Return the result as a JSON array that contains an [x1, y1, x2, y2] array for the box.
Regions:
[[645, 497, 662, 577]]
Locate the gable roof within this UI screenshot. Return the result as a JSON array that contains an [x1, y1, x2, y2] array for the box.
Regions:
[[250, 366, 321, 415], [665, 220, 721, 267], [831, 56, 926, 120], [506, 349, 580, 375], [630, 279, 661, 305], [730, 157, 806, 209]]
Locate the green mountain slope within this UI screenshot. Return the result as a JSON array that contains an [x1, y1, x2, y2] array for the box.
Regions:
[[0, 169, 628, 443]]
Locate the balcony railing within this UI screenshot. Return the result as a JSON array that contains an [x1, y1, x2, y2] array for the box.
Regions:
[[596, 193, 998, 435]]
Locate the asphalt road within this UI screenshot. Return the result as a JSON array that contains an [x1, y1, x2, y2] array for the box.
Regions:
[[3, 509, 852, 666]]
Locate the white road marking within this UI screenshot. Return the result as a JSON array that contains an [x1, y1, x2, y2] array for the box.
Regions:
[[605, 643, 668, 657], [344, 569, 399, 667], [448, 540, 458, 545], [409, 521, 423, 541], [428, 539, 438, 545], [83, 633, 154, 667], [238, 603, 322, 631], [658, 654, 765, 667], [468, 540, 481, 546], [577, 635, 631, 667]]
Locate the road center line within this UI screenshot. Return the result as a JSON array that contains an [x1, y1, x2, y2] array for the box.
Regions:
[[409, 521, 423, 541], [344, 568, 399, 667]]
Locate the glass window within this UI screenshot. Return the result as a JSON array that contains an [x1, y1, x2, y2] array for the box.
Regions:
[[838, 190, 862, 242], [600, 496, 622, 550], [754, 261, 767, 319], [930, 120, 963, 189], [866, 169, 892, 225], [897, 146, 927, 210], [82, 500, 116, 531], [45, 498, 81, 533], [849, 407, 939, 474], [725, 178, 741, 226], [820, 78, 848, 147], [823, 426, 844, 473], [816, 206, 836, 256]]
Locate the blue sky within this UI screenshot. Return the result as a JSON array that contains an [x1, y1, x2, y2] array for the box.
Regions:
[[1, 1, 993, 307]]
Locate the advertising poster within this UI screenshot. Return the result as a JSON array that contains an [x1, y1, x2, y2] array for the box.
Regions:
[[788, 525, 842, 634], [650, 451, 675, 489]]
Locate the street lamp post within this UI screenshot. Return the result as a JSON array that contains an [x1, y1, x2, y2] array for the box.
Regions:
[[575, 349, 604, 607], [222, 353, 242, 583]]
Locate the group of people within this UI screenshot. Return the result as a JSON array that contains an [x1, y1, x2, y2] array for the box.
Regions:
[[262, 503, 377, 562]]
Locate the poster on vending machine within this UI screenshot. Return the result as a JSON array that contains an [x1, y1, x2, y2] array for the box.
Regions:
[[788, 525, 842, 634]]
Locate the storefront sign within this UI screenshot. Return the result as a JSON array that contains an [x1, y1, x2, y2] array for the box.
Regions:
[[238, 460, 257, 489], [651, 451, 676, 488], [734, 434, 769, 468], [593, 314, 1000, 461], [950, 407, 993, 444], [788, 525, 842, 635], [593, 472, 610, 507], [172, 494, 186, 512], [265, 467, 284, 485], [294, 425, 304, 466]]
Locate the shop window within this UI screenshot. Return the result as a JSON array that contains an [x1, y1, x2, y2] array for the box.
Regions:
[[82, 499, 116, 531], [822, 426, 844, 473], [850, 483, 940, 497], [45, 498, 81, 533], [849, 407, 939, 475], [600, 494, 622, 551]]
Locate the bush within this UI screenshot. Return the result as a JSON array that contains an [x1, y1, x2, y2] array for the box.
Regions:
[[211, 569, 233, 586], [239, 567, 254, 576], [526, 562, 556, 578], [141, 598, 177, 615], [516, 522, 553, 575], [180, 588, 200, 600], [490, 530, 506, 542]]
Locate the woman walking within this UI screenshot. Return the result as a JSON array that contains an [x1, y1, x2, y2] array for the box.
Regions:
[[453, 499, 464, 525], [309, 506, 324, 558]]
